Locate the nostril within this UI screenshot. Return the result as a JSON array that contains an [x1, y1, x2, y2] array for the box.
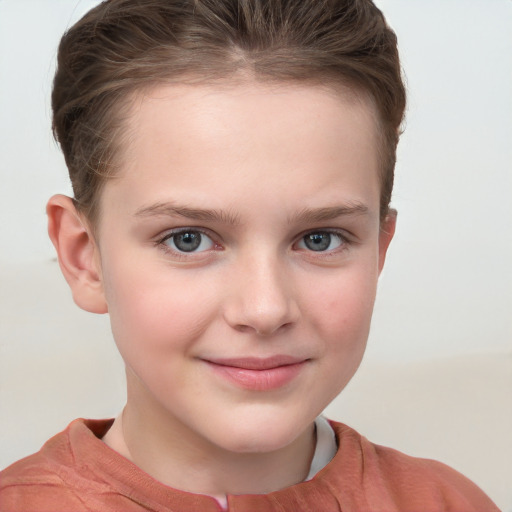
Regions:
[[234, 324, 252, 334], [234, 321, 294, 337]]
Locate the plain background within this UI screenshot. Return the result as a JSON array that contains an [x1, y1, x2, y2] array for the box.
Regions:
[[0, 0, 511, 509]]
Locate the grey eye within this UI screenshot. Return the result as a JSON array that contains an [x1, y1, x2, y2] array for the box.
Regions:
[[298, 232, 343, 252], [165, 231, 214, 252]]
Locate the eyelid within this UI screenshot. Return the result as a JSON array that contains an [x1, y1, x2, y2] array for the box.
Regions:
[[294, 227, 351, 242], [155, 227, 223, 255], [292, 228, 352, 252], [153, 226, 354, 259]]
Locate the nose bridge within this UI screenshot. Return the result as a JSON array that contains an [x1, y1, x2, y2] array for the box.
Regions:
[[224, 246, 298, 336]]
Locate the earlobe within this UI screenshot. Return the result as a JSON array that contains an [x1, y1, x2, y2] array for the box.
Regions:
[[378, 209, 397, 274], [47, 194, 108, 314]]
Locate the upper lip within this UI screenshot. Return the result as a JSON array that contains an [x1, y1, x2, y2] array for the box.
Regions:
[[203, 355, 308, 370]]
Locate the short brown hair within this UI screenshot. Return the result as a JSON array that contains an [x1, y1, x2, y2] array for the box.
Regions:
[[52, 0, 406, 223]]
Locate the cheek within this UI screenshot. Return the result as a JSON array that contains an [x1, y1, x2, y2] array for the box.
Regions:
[[303, 267, 378, 403], [101, 253, 219, 356], [304, 265, 378, 344]]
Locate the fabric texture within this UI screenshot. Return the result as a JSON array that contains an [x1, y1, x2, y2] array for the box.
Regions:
[[0, 418, 500, 512], [306, 415, 337, 481]]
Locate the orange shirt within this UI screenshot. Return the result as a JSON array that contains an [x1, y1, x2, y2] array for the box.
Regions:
[[0, 418, 500, 511]]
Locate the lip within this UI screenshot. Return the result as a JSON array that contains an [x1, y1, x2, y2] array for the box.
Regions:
[[203, 356, 309, 391]]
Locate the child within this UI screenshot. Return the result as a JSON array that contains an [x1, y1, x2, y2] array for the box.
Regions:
[[0, 0, 500, 510]]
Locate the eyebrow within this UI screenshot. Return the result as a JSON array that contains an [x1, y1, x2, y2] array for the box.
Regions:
[[134, 200, 369, 226], [289, 203, 369, 224], [134, 201, 241, 225]]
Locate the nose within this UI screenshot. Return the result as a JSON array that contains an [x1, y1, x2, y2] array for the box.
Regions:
[[223, 252, 299, 336]]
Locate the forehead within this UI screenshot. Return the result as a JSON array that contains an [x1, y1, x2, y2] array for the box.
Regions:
[[100, 81, 381, 222], [125, 81, 378, 165]]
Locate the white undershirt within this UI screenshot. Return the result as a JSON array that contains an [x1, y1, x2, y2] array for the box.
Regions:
[[306, 415, 338, 480]]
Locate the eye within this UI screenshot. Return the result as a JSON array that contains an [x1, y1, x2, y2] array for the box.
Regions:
[[162, 230, 215, 253], [297, 231, 344, 252]]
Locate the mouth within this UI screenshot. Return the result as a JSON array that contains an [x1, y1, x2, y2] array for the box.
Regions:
[[202, 356, 309, 391]]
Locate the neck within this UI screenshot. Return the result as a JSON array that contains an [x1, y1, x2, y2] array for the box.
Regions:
[[103, 377, 316, 500]]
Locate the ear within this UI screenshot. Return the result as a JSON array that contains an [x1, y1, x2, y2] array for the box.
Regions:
[[47, 195, 108, 314], [378, 209, 397, 274]]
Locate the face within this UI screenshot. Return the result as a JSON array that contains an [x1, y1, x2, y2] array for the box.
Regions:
[[93, 82, 394, 454]]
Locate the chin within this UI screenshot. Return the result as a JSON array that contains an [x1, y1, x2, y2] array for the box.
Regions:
[[207, 409, 315, 455]]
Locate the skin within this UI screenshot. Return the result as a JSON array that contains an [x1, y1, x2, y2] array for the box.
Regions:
[[47, 82, 395, 502]]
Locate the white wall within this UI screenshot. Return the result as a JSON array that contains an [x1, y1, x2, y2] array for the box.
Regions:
[[370, 0, 512, 362], [1, 1, 511, 509]]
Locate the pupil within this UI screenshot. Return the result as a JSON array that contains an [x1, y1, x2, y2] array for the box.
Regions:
[[175, 232, 201, 252], [304, 232, 330, 251]]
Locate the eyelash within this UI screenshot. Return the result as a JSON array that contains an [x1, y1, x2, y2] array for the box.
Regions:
[[155, 227, 352, 258], [294, 229, 350, 255], [156, 228, 220, 258]]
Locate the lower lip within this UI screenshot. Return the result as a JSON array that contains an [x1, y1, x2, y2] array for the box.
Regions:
[[206, 362, 306, 391]]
